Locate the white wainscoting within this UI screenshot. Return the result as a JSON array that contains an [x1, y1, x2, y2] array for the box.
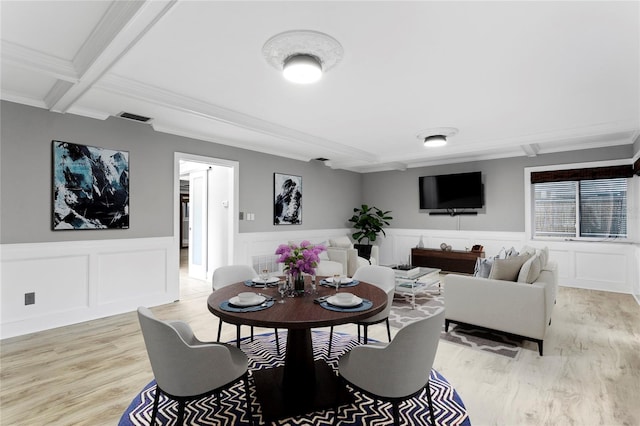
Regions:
[[0, 237, 179, 339], [379, 229, 638, 296]]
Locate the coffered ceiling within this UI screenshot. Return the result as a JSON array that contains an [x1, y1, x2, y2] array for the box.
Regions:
[[2, 1, 639, 172]]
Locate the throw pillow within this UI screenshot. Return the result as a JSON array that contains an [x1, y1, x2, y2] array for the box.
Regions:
[[474, 257, 494, 278], [329, 236, 353, 248], [537, 246, 549, 269], [504, 246, 519, 258], [520, 245, 537, 256], [488, 253, 532, 282], [517, 254, 542, 284]]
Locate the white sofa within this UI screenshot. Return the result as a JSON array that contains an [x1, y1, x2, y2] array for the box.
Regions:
[[316, 248, 349, 276], [443, 249, 557, 356], [327, 236, 379, 277]]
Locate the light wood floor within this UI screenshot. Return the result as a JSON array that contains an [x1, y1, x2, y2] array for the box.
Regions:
[[1, 271, 639, 425]]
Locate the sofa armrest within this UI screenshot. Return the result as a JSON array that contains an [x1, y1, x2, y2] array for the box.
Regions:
[[444, 274, 552, 340]]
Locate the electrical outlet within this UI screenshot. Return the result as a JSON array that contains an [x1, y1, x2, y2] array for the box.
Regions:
[[25, 292, 35, 305], [239, 212, 245, 220]]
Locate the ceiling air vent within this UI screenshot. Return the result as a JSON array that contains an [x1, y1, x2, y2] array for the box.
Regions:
[[117, 112, 153, 123]]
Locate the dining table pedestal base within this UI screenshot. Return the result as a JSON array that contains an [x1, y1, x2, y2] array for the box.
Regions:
[[252, 359, 352, 422]]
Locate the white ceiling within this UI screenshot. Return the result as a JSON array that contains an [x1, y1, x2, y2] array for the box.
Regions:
[[2, 1, 639, 172]]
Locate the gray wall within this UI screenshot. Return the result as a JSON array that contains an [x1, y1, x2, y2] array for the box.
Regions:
[[0, 101, 362, 244], [362, 146, 635, 232]]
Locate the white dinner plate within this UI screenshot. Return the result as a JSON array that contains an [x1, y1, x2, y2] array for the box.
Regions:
[[326, 294, 363, 308], [325, 277, 353, 284], [252, 277, 279, 285], [229, 294, 266, 307]]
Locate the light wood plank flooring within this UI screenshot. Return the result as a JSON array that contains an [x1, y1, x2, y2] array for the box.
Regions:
[[1, 279, 639, 425]]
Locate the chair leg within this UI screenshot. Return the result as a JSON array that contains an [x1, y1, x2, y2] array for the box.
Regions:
[[385, 318, 391, 342], [332, 376, 342, 426], [328, 326, 334, 357], [177, 400, 185, 425], [274, 328, 281, 355], [150, 384, 160, 425], [217, 320, 223, 342], [391, 401, 400, 426], [243, 374, 254, 426], [426, 381, 436, 426]]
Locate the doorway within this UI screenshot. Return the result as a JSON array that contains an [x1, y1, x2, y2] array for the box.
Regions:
[[175, 153, 239, 295]]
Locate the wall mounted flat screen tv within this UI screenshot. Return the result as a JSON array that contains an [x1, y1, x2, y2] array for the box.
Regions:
[[419, 171, 484, 209]]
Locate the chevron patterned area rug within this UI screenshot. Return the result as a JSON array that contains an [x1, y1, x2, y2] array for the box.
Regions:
[[120, 330, 471, 425], [390, 290, 522, 359]]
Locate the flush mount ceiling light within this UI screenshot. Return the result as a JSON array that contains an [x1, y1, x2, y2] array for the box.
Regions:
[[417, 127, 459, 148], [263, 30, 343, 84], [283, 54, 322, 84], [423, 135, 448, 147]]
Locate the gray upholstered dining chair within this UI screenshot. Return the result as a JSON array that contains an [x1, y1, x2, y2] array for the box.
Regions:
[[137, 307, 254, 425], [333, 307, 445, 426], [213, 264, 280, 354], [328, 265, 396, 356]]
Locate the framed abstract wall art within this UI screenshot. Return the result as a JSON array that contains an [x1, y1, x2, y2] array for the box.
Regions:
[[273, 173, 302, 225], [52, 140, 129, 230]]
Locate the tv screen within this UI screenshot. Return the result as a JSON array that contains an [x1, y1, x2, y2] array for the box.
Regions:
[[419, 172, 484, 209]]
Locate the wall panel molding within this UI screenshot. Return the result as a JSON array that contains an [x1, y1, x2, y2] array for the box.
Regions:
[[0, 237, 178, 339]]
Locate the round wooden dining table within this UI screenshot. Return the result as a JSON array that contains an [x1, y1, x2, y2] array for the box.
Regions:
[[207, 277, 387, 421]]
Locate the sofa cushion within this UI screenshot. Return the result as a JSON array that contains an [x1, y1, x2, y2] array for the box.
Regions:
[[329, 236, 353, 248], [517, 254, 542, 284], [488, 253, 532, 281], [316, 240, 330, 260], [537, 246, 549, 269]]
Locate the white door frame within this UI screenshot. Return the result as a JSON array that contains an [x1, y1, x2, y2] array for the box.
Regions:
[[173, 152, 239, 286]]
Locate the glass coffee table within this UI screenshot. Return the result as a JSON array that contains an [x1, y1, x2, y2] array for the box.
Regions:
[[392, 266, 441, 309]]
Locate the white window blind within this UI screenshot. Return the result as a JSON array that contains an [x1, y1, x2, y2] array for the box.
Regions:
[[579, 178, 627, 238], [533, 178, 627, 239]]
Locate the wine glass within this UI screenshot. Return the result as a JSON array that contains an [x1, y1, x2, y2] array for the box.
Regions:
[[333, 274, 341, 293], [277, 280, 287, 303], [310, 274, 317, 295]]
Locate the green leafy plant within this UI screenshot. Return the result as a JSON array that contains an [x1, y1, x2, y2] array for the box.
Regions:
[[348, 204, 393, 246]]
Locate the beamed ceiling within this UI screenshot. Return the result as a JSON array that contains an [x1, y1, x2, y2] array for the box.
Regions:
[[1, 1, 639, 172]]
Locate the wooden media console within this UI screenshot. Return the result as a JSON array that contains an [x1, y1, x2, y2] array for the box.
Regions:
[[411, 248, 485, 274]]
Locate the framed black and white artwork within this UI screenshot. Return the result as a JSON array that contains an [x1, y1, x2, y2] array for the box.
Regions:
[[52, 140, 129, 230], [273, 173, 302, 225]]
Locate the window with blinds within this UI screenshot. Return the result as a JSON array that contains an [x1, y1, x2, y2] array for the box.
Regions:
[[533, 178, 627, 239]]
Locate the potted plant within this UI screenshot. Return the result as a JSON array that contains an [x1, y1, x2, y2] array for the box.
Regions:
[[348, 204, 393, 259]]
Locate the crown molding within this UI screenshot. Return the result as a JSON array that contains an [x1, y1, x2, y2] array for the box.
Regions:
[[0, 40, 77, 82], [151, 123, 313, 163], [0, 90, 48, 109]]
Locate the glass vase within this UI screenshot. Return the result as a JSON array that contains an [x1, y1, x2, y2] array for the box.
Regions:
[[289, 274, 305, 296]]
